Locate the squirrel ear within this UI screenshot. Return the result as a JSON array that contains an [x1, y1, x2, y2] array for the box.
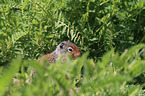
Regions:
[[60, 43, 64, 49]]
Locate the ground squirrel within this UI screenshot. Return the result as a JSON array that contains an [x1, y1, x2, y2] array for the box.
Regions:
[[38, 41, 81, 63]]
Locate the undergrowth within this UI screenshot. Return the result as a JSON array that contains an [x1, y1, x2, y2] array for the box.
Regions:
[[1, 44, 145, 95]]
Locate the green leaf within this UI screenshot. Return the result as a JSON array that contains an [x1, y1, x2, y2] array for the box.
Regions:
[[0, 55, 22, 95]]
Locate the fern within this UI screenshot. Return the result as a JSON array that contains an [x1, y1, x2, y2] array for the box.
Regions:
[[5, 31, 28, 47]]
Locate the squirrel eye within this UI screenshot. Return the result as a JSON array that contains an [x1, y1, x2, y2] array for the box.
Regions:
[[68, 47, 73, 52]]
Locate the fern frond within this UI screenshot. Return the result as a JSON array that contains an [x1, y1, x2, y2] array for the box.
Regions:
[[6, 31, 28, 46], [12, 31, 28, 44]]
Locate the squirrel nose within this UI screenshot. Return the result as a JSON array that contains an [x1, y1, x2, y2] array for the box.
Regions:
[[76, 52, 81, 57]]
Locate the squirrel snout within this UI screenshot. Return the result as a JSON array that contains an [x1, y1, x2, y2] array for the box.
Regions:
[[76, 52, 81, 57], [74, 52, 81, 58]]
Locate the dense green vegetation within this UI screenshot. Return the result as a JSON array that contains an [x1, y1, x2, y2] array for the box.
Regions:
[[0, 0, 145, 95]]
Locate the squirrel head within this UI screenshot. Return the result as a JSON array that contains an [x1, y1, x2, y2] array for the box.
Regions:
[[56, 41, 81, 59]]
